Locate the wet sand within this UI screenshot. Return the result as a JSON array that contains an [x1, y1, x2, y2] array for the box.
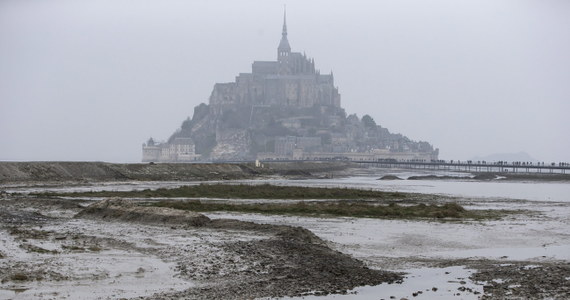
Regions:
[[0, 197, 400, 300], [1, 170, 570, 299]]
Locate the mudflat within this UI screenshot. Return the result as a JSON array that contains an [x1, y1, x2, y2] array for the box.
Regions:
[[0, 196, 401, 299], [1, 163, 570, 299]]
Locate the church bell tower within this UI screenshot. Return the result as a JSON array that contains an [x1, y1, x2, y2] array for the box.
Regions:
[[277, 8, 291, 61]]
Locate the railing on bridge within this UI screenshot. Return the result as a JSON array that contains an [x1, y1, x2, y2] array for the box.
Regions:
[[253, 158, 570, 174], [353, 160, 570, 174]]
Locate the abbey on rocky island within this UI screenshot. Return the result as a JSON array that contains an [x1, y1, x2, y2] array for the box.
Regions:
[[142, 11, 438, 163]]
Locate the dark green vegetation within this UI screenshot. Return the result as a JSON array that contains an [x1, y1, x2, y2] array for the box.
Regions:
[[46, 183, 408, 200], [10, 274, 29, 281], [150, 200, 483, 219], [20, 244, 59, 254], [43, 184, 508, 220]]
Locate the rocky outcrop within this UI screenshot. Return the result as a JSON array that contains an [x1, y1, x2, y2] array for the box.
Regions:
[[378, 175, 403, 180], [210, 129, 250, 160]]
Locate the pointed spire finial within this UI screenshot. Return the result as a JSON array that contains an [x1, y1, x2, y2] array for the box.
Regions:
[[277, 5, 291, 58], [282, 5, 287, 37]]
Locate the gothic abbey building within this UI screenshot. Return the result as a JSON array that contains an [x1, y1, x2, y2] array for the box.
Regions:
[[142, 12, 438, 163], [210, 15, 340, 111]]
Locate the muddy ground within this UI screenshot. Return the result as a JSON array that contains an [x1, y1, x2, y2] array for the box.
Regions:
[[1, 164, 570, 299], [0, 197, 401, 299], [1, 193, 569, 299]]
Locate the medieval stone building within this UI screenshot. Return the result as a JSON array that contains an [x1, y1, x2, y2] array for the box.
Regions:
[[142, 137, 199, 162], [142, 11, 439, 162], [209, 12, 340, 114]]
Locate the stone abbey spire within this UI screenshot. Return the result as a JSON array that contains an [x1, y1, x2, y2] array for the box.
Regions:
[[277, 8, 291, 59]]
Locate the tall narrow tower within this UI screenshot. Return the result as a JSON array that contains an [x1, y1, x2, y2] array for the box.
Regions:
[[277, 8, 291, 61]]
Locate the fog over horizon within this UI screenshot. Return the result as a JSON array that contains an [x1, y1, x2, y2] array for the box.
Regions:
[[1, 0, 569, 163]]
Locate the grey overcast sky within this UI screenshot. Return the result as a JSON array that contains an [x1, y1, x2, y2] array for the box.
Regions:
[[1, 0, 569, 162]]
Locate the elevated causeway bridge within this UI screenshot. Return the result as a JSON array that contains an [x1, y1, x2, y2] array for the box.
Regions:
[[251, 159, 570, 174], [353, 160, 569, 174]]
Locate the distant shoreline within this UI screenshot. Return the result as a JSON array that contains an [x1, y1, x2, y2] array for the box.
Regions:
[[0, 161, 353, 184], [0, 161, 568, 184]]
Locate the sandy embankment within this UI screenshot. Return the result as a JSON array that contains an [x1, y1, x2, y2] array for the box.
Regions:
[[0, 161, 354, 183]]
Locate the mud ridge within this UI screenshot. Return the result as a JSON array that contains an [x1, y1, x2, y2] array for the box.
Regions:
[[76, 199, 402, 299], [75, 198, 211, 227]]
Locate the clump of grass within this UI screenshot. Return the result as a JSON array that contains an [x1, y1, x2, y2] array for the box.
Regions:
[[20, 244, 59, 254], [62, 245, 85, 251], [41, 183, 408, 200], [11, 273, 29, 281], [88, 246, 102, 252], [151, 200, 480, 219], [9, 228, 51, 239]]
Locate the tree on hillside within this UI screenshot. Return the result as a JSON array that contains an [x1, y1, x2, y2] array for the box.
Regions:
[[362, 114, 377, 128]]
